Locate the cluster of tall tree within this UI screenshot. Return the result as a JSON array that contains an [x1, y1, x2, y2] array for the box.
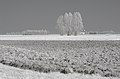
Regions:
[[57, 12, 84, 35]]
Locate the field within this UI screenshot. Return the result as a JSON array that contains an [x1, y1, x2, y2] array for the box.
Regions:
[[1, 63, 119, 79], [0, 34, 120, 40], [0, 35, 120, 79]]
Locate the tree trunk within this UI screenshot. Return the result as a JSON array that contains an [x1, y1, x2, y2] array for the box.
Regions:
[[67, 31, 71, 36], [74, 31, 77, 36]]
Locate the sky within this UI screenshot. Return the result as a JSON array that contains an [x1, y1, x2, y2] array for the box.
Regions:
[[0, 0, 120, 34]]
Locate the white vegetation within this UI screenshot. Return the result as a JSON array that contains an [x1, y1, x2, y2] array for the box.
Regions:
[[72, 12, 84, 35], [0, 63, 119, 79], [57, 15, 66, 35], [57, 12, 84, 35]]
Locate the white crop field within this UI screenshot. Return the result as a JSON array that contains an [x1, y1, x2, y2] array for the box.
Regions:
[[0, 34, 120, 40], [0, 34, 120, 79]]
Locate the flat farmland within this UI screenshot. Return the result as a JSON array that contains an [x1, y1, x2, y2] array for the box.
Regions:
[[0, 35, 120, 78], [0, 34, 120, 40]]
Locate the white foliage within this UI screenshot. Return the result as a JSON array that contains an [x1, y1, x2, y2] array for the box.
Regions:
[[57, 12, 84, 35], [72, 12, 84, 35], [57, 15, 66, 35]]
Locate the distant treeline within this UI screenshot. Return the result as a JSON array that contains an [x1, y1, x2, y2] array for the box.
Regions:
[[86, 31, 119, 34], [6, 29, 50, 35]]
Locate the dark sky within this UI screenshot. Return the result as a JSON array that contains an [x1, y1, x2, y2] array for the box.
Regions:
[[0, 0, 120, 34]]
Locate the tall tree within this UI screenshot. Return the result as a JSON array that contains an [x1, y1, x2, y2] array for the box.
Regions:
[[68, 12, 73, 35], [72, 12, 84, 35], [64, 12, 71, 35], [76, 12, 84, 32], [57, 12, 84, 35], [57, 15, 66, 35]]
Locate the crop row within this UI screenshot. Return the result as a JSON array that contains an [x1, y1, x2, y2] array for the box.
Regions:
[[0, 40, 120, 78]]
